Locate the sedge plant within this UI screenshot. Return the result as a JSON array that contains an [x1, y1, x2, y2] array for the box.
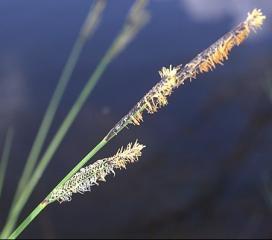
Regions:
[[8, 8, 265, 239]]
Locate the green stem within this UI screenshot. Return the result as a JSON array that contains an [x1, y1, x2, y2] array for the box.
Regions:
[[3, 2, 148, 237], [0, 127, 14, 198], [0, 7, 109, 240], [8, 138, 107, 239], [8, 202, 47, 240], [14, 35, 86, 201], [0, 36, 86, 240], [9, 0, 106, 209], [0, 46, 115, 239]]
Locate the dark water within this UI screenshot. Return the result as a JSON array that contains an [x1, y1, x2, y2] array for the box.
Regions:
[[0, 0, 272, 238]]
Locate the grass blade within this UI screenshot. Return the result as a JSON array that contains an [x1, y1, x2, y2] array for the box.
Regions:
[[13, 0, 106, 202], [0, 127, 14, 199]]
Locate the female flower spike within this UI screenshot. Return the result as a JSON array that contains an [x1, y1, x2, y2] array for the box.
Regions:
[[105, 9, 266, 141], [46, 141, 145, 203]]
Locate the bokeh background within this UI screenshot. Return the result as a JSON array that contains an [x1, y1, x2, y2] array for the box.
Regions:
[[1, 0, 272, 238]]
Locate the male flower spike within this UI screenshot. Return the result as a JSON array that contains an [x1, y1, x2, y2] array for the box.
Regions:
[[105, 9, 266, 141]]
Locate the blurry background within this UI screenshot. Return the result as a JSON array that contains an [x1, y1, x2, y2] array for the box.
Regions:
[[0, 0, 272, 238]]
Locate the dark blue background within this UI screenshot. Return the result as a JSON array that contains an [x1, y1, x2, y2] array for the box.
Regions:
[[0, 0, 272, 238]]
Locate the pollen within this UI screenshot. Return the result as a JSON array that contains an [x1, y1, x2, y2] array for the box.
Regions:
[[246, 8, 266, 31]]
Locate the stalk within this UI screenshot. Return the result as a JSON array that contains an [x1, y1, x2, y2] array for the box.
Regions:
[[8, 202, 47, 240], [0, 1, 106, 238], [1, 1, 149, 238], [13, 0, 106, 202], [0, 127, 14, 198]]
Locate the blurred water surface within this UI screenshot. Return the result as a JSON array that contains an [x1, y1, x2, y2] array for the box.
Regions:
[[0, 0, 272, 238]]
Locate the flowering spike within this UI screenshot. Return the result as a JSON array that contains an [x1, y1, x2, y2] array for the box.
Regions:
[[46, 141, 145, 203], [105, 9, 265, 142]]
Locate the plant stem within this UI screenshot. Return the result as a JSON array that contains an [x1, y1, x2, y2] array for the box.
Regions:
[[0, 47, 115, 239], [0, 3, 107, 238], [11, 0, 106, 205], [0, 127, 14, 198], [8, 138, 107, 239], [0, 36, 85, 240], [14, 35, 86, 201], [8, 202, 47, 240]]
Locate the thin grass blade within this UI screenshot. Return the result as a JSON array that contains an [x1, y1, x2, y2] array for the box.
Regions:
[[0, 127, 14, 199]]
